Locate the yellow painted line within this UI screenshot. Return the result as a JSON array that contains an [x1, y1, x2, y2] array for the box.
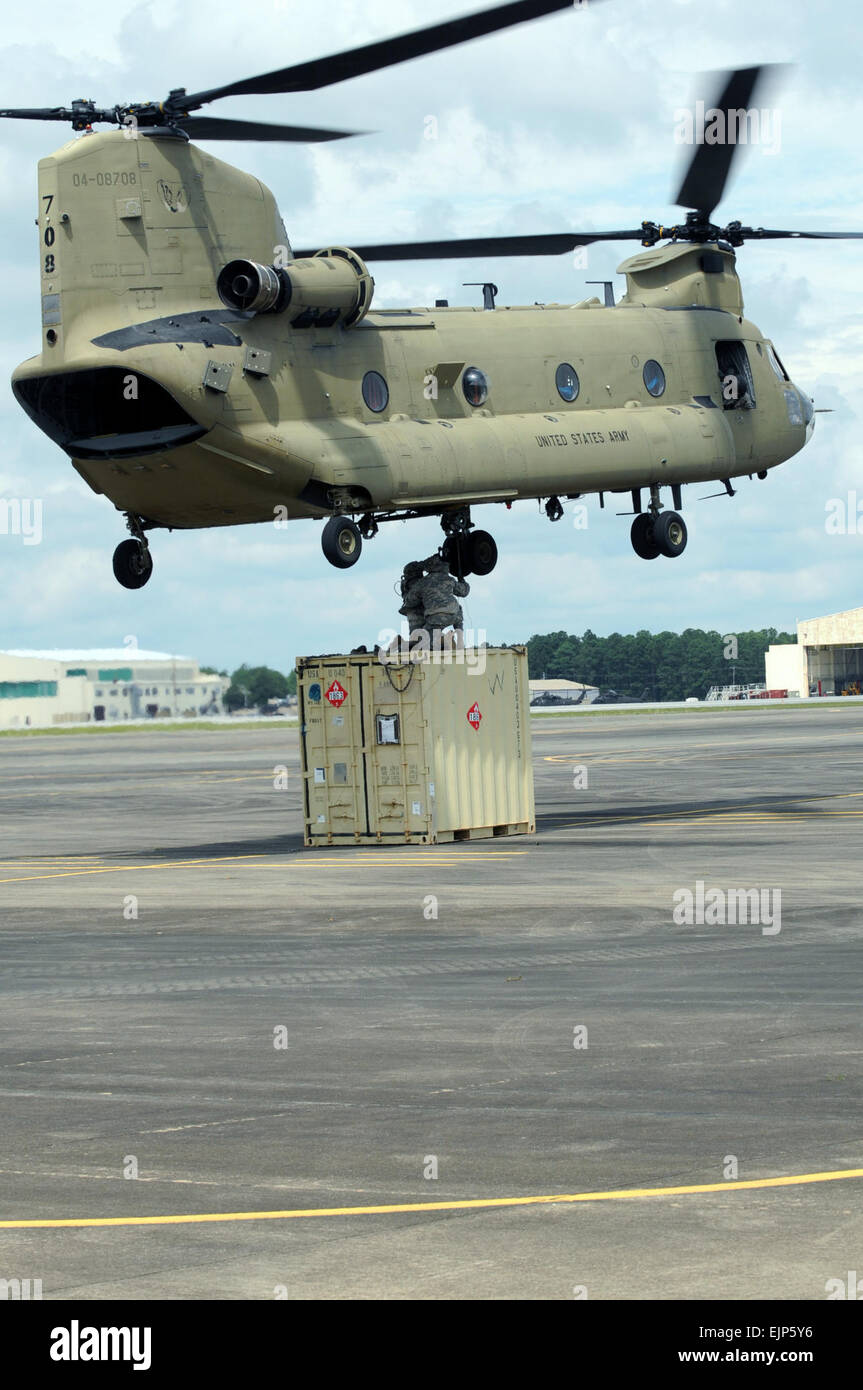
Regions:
[[543, 754, 661, 764], [0, 850, 528, 885], [3, 1166, 862, 1230], [561, 789, 863, 831], [0, 854, 269, 885]]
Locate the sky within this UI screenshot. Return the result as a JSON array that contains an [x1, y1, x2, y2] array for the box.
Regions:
[[1, 0, 861, 674]]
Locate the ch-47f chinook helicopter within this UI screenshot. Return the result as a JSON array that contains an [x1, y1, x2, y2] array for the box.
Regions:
[[4, 0, 860, 588]]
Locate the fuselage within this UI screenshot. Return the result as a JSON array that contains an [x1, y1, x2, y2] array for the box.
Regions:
[[12, 130, 814, 532]]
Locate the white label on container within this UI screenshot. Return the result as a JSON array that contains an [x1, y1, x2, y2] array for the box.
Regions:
[[428, 783, 435, 798], [333, 715, 344, 727], [317, 814, 326, 823], [314, 767, 326, 784], [412, 801, 422, 816]]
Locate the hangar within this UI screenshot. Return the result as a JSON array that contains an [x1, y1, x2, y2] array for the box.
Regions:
[[765, 607, 863, 698]]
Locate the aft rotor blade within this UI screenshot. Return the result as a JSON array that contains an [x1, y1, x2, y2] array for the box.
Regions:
[[177, 116, 362, 142], [0, 105, 113, 123], [674, 66, 767, 216], [292, 230, 644, 261], [180, 0, 580, 108]]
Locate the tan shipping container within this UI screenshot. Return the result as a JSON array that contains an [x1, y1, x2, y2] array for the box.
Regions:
[[297, 646, 534, 846]]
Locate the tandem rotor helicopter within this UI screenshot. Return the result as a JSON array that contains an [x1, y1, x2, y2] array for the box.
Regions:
[[4, 0, 860, 589]]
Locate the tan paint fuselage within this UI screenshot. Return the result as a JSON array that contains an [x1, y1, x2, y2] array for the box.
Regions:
[[12, 132, 811, 531]]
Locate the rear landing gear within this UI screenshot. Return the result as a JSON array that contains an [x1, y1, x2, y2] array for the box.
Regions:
[[113, 514, 153, 589], [467, 530, 498, 576], [322, 515, 362, 568], [439, 508, 498, 578]]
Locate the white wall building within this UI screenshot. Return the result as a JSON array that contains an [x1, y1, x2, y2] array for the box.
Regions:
[[0, 652, 91, 730], [765, 607, 863, 698], [1, 649, 227, 727]]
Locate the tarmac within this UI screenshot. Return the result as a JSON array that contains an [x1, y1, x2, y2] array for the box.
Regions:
[[1, 704, 862, 1300]]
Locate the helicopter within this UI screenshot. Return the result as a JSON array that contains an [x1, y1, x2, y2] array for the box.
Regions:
[[4, 0, 860, 589]]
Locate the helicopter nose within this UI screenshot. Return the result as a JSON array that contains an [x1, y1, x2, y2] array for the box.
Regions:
[[797, 386, 815, 439]]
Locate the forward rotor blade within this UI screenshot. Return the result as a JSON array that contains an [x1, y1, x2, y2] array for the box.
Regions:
[[292, 231, 644, 261], [177, 115, 362, 143], [180, 0, 579, 109], [737, 227, 863, 240], [674, 66, 768, 216]]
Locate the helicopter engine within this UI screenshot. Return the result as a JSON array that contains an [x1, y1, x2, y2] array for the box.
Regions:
[[216, 246, 373, 328]]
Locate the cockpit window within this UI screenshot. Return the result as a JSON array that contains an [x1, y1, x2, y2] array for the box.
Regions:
[[716, 341, 756, 410], [766, 343, 789, 381]]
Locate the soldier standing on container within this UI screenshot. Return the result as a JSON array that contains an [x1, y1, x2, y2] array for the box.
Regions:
[[416, 553, 470, 639], [398, 561, 427, 646]]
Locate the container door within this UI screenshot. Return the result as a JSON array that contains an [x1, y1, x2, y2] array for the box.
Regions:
[[364, 660, 433, 839], [301, 659, 368, 839]]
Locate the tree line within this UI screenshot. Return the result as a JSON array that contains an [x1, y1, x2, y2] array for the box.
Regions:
[[522, 628, 795, 702]]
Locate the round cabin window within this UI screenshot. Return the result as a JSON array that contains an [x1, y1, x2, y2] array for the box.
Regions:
[[555, 363, 580, 402], [643, 360, 666, 397], [462, 366, 488, 407], [362, 370, 389, 413]]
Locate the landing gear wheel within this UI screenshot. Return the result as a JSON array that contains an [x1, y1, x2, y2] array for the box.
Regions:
[[322, 515, 362, 569], [442, 534, 472, 578], [630, 513, 660, 560], [467, 529, 498, 576], [113, 538, 153, 589], [653, 510, 688, 558]]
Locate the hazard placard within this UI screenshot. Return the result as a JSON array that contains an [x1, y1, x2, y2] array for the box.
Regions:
[[466, 701, 482, 731], [325, 679, 347, 707]]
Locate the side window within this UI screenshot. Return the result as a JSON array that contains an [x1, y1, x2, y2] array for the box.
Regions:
[[362, 370, 389, 413], [643, 360, 666, 397], [555, 363, 579, 402], [462, 367, 488, 407]]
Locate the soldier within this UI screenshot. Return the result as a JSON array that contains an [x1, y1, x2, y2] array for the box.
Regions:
[[398, 561, 427, 643], [416, 552, 470, 637]]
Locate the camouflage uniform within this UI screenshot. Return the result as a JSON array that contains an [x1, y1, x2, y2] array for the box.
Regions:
[[417, 554, 470, 633], [398, 562, 426, 635]]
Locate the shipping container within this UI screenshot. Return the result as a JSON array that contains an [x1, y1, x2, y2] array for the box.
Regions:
[[297, 646, 534, 846]]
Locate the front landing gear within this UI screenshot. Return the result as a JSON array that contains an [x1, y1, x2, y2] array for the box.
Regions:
[[652, 510, 688, 558], [113, 514, 153, 589], [630, 484, 688, 561], [630, 513, 661, 560]]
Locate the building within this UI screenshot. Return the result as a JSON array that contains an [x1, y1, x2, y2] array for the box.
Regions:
[[765, 608, 863, 698], [0, 652, 91, 730], [529, 678, 599, 706], [1, 649, 227, 728]]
